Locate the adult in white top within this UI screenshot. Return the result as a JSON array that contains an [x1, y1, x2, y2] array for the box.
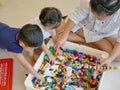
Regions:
[[55, 0, 120, 65]]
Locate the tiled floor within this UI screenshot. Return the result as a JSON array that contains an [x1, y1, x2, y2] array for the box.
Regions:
[[0, 0, 80, 90], [0, 0, 79, 27]]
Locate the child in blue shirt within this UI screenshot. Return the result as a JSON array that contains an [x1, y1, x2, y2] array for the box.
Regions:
[[0, 22, 45, 81]]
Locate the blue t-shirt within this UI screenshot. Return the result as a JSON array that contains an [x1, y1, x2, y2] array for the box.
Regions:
[[0, 22, 23, 53]]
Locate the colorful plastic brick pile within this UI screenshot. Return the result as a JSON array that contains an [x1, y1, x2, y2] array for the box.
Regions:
[[32, 47, 117, 90]]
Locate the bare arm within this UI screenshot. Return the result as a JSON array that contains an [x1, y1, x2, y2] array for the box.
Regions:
[[41, 42, 55, 62], [52, 30, 56, 38], [52, 20, 66, 44], [9, 52, 44, 81], [56, 19, 66, 34], [101, 42, 120, 65], [51, 30, 57, 45], [55, 18, 75, 50]]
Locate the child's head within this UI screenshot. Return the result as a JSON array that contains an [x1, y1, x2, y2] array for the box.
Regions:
[[39, 7, 62, 30], [18, 24, 43, 48], [90, 0, 120, 20]]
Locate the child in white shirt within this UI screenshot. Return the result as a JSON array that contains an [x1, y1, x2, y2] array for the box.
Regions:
[[27, 7, 66, 64]]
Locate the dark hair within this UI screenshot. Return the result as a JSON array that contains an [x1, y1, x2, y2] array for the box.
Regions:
[[39, 7, 62, 28], [18, 24, 43, 47], [90, 0, 120, 16]]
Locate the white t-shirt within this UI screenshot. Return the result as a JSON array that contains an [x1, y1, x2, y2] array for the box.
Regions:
[[26, 17, 52, 40], [69, 0, 120, 43]]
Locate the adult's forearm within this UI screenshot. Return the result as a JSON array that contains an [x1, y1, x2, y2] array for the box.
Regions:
[[109, 42, 120, 61], [63, 18, 75, 39]]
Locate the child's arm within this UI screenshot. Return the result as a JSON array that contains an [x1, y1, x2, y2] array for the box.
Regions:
[[51, 30, 57, 44], [101, 42, 120, 65], [9, 52, 44, 81], [51, 29, 56, 38], [52, 20, 66, 44], [25, 48, 36, 66], [41, 42, 56, 62], [56, 19, 66, 34], [55, 18, 74, 50]]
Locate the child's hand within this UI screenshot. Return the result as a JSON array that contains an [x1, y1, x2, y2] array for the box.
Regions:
[[48, 54, 56, 64]]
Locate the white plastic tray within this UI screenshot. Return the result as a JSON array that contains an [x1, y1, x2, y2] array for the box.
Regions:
[[24, 40, 109, 90]]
